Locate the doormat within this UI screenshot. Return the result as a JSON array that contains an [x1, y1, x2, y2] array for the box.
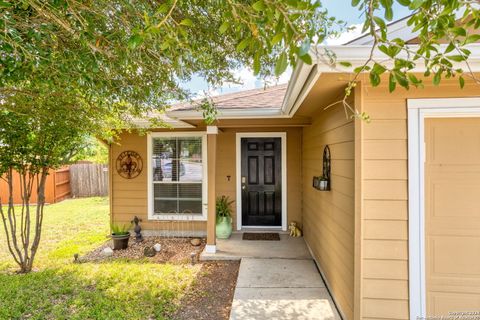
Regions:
[[242, 233, 280, 241]]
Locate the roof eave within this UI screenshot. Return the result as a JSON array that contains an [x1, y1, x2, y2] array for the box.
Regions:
[[166, 107, 288, 120], [282, 44, 480, 117]]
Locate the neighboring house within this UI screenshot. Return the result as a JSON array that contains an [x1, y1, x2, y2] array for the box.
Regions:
[[108, 18, 480, 320]]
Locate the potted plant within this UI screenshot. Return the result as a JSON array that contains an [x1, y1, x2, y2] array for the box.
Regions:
[[216, 195, 234, 239], [111, 224, 130, 250]]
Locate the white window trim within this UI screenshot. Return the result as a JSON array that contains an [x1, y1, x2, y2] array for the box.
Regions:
[[407, 97, 480, 319], [147, 131, 208, 221], [235, 132, 288, 231]]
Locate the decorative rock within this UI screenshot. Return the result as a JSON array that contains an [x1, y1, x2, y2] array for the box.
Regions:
[[190, 238, 201, 246], [143, 246, 156, 257], [102, 247, 114, 257], [153, 243, 162, 252]]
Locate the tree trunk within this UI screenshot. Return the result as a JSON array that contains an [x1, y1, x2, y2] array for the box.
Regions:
[[0, 167, 49, 273]]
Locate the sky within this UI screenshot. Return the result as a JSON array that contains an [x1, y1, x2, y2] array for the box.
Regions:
[[184, 2, 413, 98]]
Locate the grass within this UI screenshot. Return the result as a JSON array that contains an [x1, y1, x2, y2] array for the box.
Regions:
[[0, 197, 201, 320]]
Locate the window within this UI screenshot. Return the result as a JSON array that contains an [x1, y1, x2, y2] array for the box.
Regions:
[[148, 133, 207, 220]]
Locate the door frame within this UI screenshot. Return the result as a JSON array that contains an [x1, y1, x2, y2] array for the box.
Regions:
[[407, 97, 480, 319], [235, 132, 287, 231]]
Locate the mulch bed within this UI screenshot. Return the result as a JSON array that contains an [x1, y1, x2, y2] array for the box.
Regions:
[[172, 261, 240, 320], [242, 232, 280, 241], [82, 237, 240, 320], [82, 236, 206, 264]]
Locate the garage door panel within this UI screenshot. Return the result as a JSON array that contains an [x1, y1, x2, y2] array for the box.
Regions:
[[428, 292, 480, 315], [428, 236, 480, 277], [425, 118, 480, 315], [427, 119, 480, 165], [429, 178, 480, 219]]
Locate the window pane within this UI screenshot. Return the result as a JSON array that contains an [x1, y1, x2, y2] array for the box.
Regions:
[[179, 200, 202, 214], [179, 183, 202, 199], [151, 135, 204, 217], [179, 137, 202, 159], [154, 200, 177, 213], [154, 184, 177, 198]]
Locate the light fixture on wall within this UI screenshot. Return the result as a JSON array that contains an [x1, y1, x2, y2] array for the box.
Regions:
[[313, 145, 331, 191]]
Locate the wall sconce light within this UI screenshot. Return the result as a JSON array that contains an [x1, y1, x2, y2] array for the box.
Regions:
[[313, 145, 331, 191]]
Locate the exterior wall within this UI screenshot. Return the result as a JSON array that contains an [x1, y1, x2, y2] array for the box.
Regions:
[[110, 127, 302, 233], [359, 76, 480, 320], [302, 98, 356, 320]]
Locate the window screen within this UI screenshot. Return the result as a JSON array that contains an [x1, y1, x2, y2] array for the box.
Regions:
[[152, 136, 203, 216]]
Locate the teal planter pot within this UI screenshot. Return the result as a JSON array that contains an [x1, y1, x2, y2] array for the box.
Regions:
[[216, 216, 232, 239]]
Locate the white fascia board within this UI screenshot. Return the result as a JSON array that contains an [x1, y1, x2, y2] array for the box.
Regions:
[[348, 9, 468, 46], [315, 44, 480, 72], [348, 16, 418, 45], [132, 114, 196, 128], [280, 60, 315, 113], [166, 107, 287, 120]]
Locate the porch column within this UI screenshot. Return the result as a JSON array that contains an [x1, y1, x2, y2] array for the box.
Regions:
[[205, 126, 218, 253]]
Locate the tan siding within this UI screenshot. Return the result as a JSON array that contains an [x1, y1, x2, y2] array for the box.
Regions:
[[360, 76, 480, 319], [303, 101, 355, 319], [110, 127, 302, 233]]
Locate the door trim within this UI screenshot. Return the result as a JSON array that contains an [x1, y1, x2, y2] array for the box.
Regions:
[[236, 132, 287, 231], [407, 97, 480, 319]]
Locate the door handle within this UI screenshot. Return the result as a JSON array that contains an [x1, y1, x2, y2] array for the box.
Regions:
[[242, 176, 246, 190]]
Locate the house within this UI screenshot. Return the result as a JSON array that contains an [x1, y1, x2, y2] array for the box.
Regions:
[[107, 19, 480, 320]]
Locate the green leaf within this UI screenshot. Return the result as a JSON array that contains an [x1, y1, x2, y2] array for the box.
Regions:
[[351, 0, 361, 6], [0, 1, 12, 8], [253, 52, 261, 76], [219, 21, 229, 34], [236, 38, 250, 52], [447, 55, 466, 62], [394, 71, 409, 88], [378, 45, 390, 56], [445, 43, 455, 54], [465, 34, 480, 44], [179, 19, 193, 27], [275, 52, 288, 76], [409, 0, 424, 10], [451, 27, 467, 37], [396, 0, 410, 6], [373, 16, 386, 30], [299, 53, 312, 65], [389, 73, 397, 93], [372, 63, 387, 75], [271, 33, 284, 46], [385, 6, 393, 21], [128, 34, 144, 49], [459, 76, 465, 89], [339, 61, 352, 67], [369, 71, 381, 87], [433, 71, 441, 86], [252, 1, 266, 11]]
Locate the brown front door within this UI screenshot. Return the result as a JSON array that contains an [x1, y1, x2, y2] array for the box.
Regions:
[[425, 118, 480, 314], [241, 137, 282, 227]]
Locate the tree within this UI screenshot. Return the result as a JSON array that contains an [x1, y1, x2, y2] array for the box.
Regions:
[[0, 101, 93, 273], [0, 0, 479, 272]]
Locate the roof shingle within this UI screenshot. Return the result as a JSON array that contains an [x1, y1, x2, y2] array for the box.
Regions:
[[170, 83, 288, 112]]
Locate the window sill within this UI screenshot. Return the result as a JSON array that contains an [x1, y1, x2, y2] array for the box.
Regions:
[[148, 214, 207, 221]]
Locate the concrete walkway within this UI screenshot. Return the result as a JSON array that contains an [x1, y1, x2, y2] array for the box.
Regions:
[[230, 258, 341, 320]]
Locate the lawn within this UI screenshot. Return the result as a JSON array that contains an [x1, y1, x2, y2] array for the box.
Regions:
[[0, 197, 202, 320]]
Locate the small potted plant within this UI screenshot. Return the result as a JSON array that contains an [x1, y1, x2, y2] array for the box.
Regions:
[[111, 224, 130, 250], [216, 195, 234, 239]]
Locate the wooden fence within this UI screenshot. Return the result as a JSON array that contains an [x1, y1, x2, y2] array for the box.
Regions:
[[69, 163, 109, 197], [0, 167, 71, 205]]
